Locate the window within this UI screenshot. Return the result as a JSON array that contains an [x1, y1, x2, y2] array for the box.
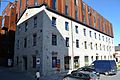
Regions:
[[76, 39, 79, 48], [75, 10, 78, 20], [64, 56, 71, 70], [33, 33, 37, 46], [102, 22, 105, 32], [89, 31, 92, 37], [84, 41, 87, 49], [52, 17, 56, 27], [88, 7, 91, 26], [99, 34, 101, 40], [100, 44, 102, 50], [66, 37, 69, 47], [26, 0, 29, 6], [106, 37, 108, 42], [103, 45, 105, 51], [25, 22, 28, 32], [20, 0, 22, 8], [32, 56, 36, 68], [94, 33, 97, 39], [102, 36, 104, 41], [24, 37, 27, 48], [34, 0, 38, 6], [90, 42, 93, 50], [52, 56, 57, 68], [83, 28, 86, 36], [52, 0, 56, 10], [98, 18, 100, 30], [75, 26, 78, 33], [17, 40, 19, 49], [95, 43, 98, 50], [52, 34, 57, 46], [93, 16, 96, 28], [74, 0, 78, 6], [65, 22, 69, 31], [84, 56, 89, 66], [34, 17, 37, 27], [82, 3, 86, 23], [65, 5, 69, 15], [91, 56, 93, 61], [74, 56, 79, 68]]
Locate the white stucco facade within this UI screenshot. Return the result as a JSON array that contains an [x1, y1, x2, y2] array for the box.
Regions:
[[14, 5, 115, 76]]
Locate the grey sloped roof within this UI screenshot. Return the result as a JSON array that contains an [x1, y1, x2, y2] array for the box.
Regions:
[[115, 46, 120, 51]]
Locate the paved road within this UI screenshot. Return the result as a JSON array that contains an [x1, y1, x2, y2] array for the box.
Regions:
[[0, 67, 35, 80], [0, 67, 120, 80], [100, 71, 120, 80]]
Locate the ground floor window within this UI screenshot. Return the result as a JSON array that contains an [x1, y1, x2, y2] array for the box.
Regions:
[[74, 56, 79, 68], [52, 57, 57, 68], [64, 56, 71, 70], [32, 56, 36, 68], [84, 56, 89, 66]]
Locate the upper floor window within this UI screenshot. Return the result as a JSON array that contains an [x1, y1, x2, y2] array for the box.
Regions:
[[94, 33, 97, 39], [82, 3, 86, 23], [106, 37, 108, 42], [75, 26, 78, 33], [102, 22, 105, 32], [102, 36, 104, 41], [34, 0, 38, 6], [25, 22, 28, 32], [18, 26, 20, 34], [84, 41, 87, 49], [17, 40, 19, 49], [65, 5, 69, 15], [98, 18, 100, 30], [65, 22, 69, 31], [33, 33, 37, 46], [20, 0, 22, 8], [75, 10, 78, 20], [100, 44, 102, 50], [26, 0, 29, 6], [52, 0, 57, 10], [66, 37, 69, 47], [99, 34, 101, 40], [52, 34, 57, 46], [24, 37, 27, 48], [95, 43, 98, 50], [83, 28, 86, 36], [34, 17, 37, 28], [89, 31, 92, 37], [76, 39, 79, 48], [90, 42, 93, 50], [74, 0, 78, 6], [52, 17, 56, 27], [93, 16, 96, 28]]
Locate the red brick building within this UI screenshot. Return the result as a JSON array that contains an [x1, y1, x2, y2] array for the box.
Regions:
[[0, 1, 17, 66], [17, 0, 113, 37]]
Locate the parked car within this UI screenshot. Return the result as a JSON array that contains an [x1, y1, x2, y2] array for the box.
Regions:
[[63, 71, 99, 80], [92, 60, 117, 75], [71, 66, 100, 79], [117, 62, 120, 67]]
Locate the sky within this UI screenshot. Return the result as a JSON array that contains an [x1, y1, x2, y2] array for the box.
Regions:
[[83, 0, 120, 46], [0, 0, 120, 46]]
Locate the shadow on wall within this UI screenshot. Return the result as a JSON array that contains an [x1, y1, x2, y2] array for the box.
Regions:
[[39, 10, 70, 75]]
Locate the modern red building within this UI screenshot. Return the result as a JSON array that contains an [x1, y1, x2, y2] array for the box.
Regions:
[[16, 0, 113, 37]]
